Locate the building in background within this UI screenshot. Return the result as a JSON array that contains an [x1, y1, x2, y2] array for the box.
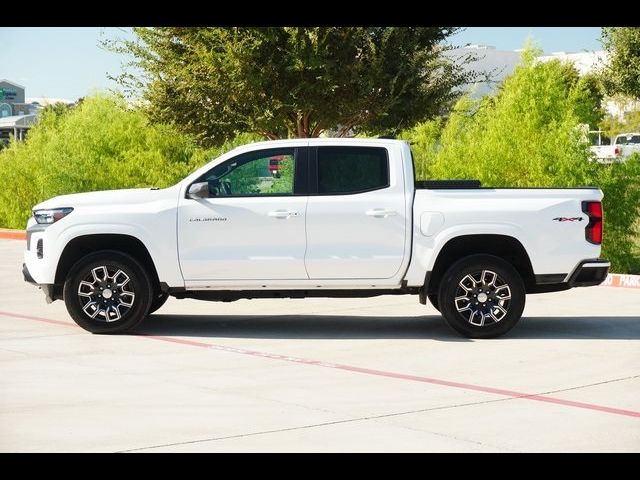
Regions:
[[0, 79, 73, 145], [445, 46, 636, 120], [0, 79, 33, 116], [444, 45, 523, 98], [538, 50, 608, 75], [0, 114, 36, 143]]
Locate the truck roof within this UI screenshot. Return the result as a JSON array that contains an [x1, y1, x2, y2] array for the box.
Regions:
[[231, 137, 407, 151]]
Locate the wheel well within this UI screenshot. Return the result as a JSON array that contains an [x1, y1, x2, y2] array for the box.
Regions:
[[426, 235, 535, 294], [55, 234, 160, 290]]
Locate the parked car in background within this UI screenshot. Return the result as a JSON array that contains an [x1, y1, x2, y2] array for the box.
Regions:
[[268, 155, 285, 177], [590, 132, 640, 163]]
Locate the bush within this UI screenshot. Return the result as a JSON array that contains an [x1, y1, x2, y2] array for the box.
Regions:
[[600, 154, 640, 273], [402, 52, 640, 273], [0, 95, 258, 229]]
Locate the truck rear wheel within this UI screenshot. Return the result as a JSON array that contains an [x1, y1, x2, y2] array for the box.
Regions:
[[63, 251, 153, 334], [438, 254, 525, 338]]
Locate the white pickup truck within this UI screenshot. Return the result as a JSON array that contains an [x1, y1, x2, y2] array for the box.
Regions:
[[23, 138, 609, 338], [590, 132, 640, 162]]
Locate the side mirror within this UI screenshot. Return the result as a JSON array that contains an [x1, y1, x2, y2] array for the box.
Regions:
[[187, 182, 209, 199]]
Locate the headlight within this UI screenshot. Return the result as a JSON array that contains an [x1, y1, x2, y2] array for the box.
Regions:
[[33, 207, 74, 225]]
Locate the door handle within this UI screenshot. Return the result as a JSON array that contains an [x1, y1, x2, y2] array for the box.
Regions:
[[268, 210, 299, 219], [365, 208, 398, 218]]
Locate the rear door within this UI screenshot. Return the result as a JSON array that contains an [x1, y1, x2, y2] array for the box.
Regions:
[[304, 145, 407, 279]]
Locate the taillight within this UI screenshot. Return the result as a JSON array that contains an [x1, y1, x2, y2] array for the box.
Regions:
[[582, 201, 603, 245], [614, 147, 621, 156]]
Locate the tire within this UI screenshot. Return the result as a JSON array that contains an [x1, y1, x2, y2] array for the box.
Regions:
[[438, 254, 525, 339], [428, 293, 440, 312], [63, 250, 153, 334], [149, 292, 169, 314]]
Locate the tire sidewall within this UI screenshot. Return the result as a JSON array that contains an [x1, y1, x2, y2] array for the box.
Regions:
[[63, 251, 152, 334], [438, 254, 526, 339]]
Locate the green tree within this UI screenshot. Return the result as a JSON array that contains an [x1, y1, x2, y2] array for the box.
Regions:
[[600, 102, 640, 137], [568, 72, 605, 129], [41, 101, 72, 118], [110, 27, 475, 146], [0, 94, 217, 229], [601, 27, 640, 99]]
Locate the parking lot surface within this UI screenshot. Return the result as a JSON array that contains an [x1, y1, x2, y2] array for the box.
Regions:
[[1, 239, 639, 452]]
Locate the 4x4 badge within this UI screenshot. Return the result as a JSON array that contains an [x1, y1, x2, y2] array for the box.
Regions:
[[553, 217, 583, 222]]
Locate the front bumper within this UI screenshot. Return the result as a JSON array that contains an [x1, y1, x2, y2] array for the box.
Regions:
[[22, 262, 36, 284], [566, 259, 610, 287], [23, 262, 55, 303]]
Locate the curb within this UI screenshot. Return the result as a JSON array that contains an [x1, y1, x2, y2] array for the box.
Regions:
[[601, 273, 640, 289], [0, 229, 26, 241], [1, 228, 638, 288]]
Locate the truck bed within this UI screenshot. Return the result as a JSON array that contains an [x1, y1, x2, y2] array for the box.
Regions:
[[415, 180, 598, 190]]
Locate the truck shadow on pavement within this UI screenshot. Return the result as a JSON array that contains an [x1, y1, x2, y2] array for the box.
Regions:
[[137, 314, 640, 341]]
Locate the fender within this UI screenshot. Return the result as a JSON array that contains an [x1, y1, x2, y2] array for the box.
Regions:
[[403, 222, 530, 286], [46, 223, 183, 287]]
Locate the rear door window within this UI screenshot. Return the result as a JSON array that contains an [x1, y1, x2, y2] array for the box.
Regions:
[[316, 146, 389, 195]]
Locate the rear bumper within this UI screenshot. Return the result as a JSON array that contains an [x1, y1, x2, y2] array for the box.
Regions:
[[529, 258, 609, 294], [566, 259, 610, 287]]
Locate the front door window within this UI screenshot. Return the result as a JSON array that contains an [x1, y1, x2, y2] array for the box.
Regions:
[[204, 148, 295, 197]]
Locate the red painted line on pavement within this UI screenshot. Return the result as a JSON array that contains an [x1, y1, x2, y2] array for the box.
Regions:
[[142, 334, 640, 418], [0, 310, 74, 327], [1, 310, 639, 419]]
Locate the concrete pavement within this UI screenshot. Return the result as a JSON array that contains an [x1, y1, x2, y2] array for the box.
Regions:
[[1, 239, 639, 452]]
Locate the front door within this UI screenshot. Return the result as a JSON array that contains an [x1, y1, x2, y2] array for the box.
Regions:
[[178, 146, 309, 281]]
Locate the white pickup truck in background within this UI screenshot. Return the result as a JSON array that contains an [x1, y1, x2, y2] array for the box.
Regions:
[[23, 138, 609, 338], [590, 132, 640, 162]]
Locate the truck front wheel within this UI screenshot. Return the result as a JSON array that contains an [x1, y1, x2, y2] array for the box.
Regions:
[[438, 254, 525, 338], [63, 251, 153, 334]]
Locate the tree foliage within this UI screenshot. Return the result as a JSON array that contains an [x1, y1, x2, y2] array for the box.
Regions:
[[0, 95, 219, 229], [600, 102, 640, 137], [601, 27, 640, 99], [41, 101, 73, 117], [111, 27, 474, 146], [402, 52, 640, 273]]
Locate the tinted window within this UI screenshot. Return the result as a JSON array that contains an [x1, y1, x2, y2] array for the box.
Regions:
[[203, 148, 295, 196], [616, 135, 640, 145], [317, 147, 389, 194]]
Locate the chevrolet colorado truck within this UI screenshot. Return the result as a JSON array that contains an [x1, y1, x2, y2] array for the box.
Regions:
[[23, 138, 609, 338]]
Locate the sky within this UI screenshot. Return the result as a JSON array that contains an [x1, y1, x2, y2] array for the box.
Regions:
[[0, 27, 604, 102]]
